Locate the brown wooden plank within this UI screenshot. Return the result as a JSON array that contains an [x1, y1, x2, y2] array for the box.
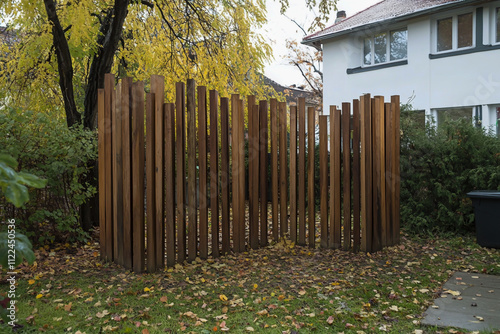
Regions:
[[392, 95, 401, 245], [97, 88, 106, 261], [104, 73, 114, 261], [249, 103, 259, 249], [279, 101, 288, 239], [289, 106, 297, 244], [164, 103, 176, 267], [259, 100, 269, 247], [297, 98, 306, 246], [112, 84, 119, 262], [238, 99, 246, 252], [131, 81, 145, 273], [319, 116, 328, 249], [378, 97, 387, 248], [198, 86, 208, 259], [330, 106, 341, 249], [187, 79, 197, 262], [384, 102, 393, 247], [231, 94, 241, 252], [352, 99, 361, 252], [176, 82, 186, 263], [342, 103, 351, 251], [220, 97, 230, 254], [121, 78, 133, 270], [360, 94, 372, 252], [151, 75, 165, 269], [114, 82, 124, 266], [307, 106, 315, 248], [372, 97, 383, 252], [146, 92, 156, 272], [270, 99, 279, 242], [210, 90, 220, 257]]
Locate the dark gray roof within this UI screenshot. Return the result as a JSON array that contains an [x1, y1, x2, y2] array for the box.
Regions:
[[303, 0, 477, 45]]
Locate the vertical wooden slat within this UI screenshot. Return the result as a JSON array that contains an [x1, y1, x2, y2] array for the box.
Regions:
[[372, 97, 383, 252], [187, 79, 198, 262], [342, 103, 351, 250], [176, 82, 187, 263], [164, 103, 176, 267], [104, 73, 114, 261], [392, 95, 401, 245], [289, 106, 297, 244], [131, 81, 145, 273], [384, 102, 393, 247], [114, 82, 124, 266], [352, 99, 361, 252], [151, 75, 165, 269], [232, 94, 241, 252], [238, 99, 246, 251], [210, 90, 220, 258], [330, 106, 341, 249], [111, 84, 119, 261], [98, 88, 106, 260], [146, 93, 156, 272], [198, 86, 208, 259], [249, 104, 259, 249], [319, 116, 328, 249], [121, 78, 133, 270], [298, 98, 306, 246], [378, 97, 387, 248], [220, 97, 230, 254], [360, 94, 372, 252], [270, 99, 279, 242], [307, 107, 315, 248], [279, 102, 288, 239], [259, 100, 269, 247]]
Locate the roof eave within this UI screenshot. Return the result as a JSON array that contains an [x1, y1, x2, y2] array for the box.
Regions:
[[302, 0, 481, 47]]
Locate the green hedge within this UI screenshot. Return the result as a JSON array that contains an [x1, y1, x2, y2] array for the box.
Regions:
[[400, 106, 500, 235], [0, 107, 97, 244]]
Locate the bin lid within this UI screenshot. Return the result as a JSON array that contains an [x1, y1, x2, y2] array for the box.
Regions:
[[466, 191, 500, 199]]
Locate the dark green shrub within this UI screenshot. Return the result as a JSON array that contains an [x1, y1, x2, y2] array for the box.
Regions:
[[0, 107, 97, 244], [400, 105, 500, 235]]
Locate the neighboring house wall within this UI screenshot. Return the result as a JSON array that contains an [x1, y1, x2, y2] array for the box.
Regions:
[[318, 2, 500, 134]]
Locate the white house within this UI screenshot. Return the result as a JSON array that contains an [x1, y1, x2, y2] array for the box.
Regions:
[[303, 0, 500, 135]]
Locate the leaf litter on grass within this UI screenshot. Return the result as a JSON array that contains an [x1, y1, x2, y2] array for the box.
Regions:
[[2, 233, 500, 333]]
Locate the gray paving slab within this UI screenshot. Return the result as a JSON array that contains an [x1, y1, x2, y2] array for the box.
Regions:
[[422, 272, 500, 332]]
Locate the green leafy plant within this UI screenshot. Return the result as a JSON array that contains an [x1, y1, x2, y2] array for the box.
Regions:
[[0, 107, 97, 244], [400, 105, 500, 234]]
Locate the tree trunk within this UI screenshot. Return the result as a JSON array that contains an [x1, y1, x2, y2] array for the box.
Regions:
[[43, 0, 81, 127], [44, 0, 131, 230]]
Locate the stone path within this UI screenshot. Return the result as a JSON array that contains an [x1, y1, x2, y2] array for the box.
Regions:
[[422, 272, 500, 332]]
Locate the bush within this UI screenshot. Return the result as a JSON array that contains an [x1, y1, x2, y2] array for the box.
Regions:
[[0, 107, 97, 244], [400, 105, 500, 235]]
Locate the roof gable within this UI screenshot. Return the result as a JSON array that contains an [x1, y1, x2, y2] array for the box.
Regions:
[[303, 0, 473, 44]]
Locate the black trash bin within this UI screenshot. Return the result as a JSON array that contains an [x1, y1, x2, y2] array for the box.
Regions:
[[467, 191, 500, 249]]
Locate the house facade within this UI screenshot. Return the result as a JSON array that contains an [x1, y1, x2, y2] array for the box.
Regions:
[[303, 0, 500, 135]]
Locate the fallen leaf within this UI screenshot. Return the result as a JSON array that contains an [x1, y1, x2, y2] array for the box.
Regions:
[[28, 279, 36, 285], [327, 315, 334, 324], [160, 296, 168, 303], [219, 294, 228, 302], [64, 302, 72, 312], [36, 294, 43, 299]]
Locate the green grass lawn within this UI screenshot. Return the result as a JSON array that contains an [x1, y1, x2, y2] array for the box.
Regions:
[[2, 232, 500, 334]]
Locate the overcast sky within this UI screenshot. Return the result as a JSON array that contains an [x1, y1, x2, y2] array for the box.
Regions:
[[263, 0, 380, 86]]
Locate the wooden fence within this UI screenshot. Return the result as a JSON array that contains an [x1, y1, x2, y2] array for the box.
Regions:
[[98, 74, 401, 273]]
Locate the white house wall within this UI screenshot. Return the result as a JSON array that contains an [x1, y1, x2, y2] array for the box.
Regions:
[[321, 11, 500, 131]]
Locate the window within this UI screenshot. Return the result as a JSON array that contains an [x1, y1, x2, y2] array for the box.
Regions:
[[435, 12, 474, 52], [436, 107, 472, 125], [496, 8, 500, 43], [363, 28, 407, 66]]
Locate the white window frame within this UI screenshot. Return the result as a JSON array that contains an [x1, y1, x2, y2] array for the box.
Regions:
[[493, 6, 500, 45], [362, 27, 408, 67], [433, 10, 476, 53]]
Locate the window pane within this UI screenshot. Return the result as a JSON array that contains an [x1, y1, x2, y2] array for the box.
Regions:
[[364, 38, 372, 65], [390, 29, 408, 60], [496, 8, 500, 43], [458, 13, 473, 48], [374, 33, 387, 64], [437, 107, 472, 125], [437, 17, 452, 51]]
